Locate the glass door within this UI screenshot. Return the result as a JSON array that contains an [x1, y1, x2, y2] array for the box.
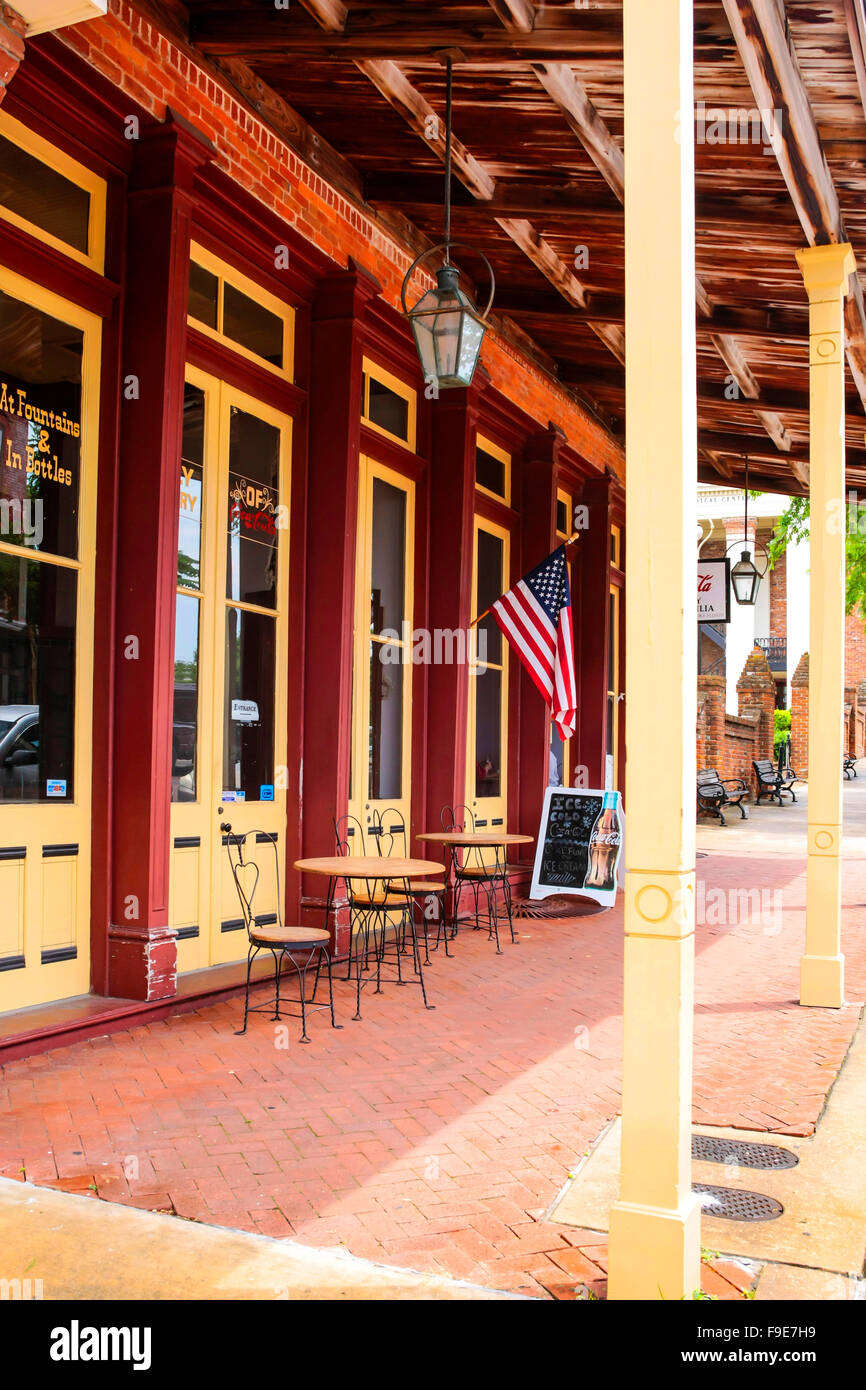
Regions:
[[169, 368, 291, 970], [0, 268, 100, 1011], [349, 456, 415, 844], [467, 517, 510, 829]]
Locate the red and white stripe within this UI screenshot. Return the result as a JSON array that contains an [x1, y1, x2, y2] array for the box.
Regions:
[[491, 576, 577, 738]]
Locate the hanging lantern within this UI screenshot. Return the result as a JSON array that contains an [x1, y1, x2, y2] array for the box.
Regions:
[[405, 262, 490, 389], [401, 56, 494, 391], [727, 455, 769, 606], [730, 549, 762, 606]]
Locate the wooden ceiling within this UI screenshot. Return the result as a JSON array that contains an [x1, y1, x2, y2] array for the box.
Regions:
[[154, 0, 866, 495]]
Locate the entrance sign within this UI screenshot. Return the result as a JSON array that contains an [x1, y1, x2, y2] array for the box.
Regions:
[[231, 698, 259, 723], [698, 557, 730, 623], [530, 786, 624, 908]]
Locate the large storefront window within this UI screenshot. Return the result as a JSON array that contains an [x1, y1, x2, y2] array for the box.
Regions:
[[0, 292, 85, 803]]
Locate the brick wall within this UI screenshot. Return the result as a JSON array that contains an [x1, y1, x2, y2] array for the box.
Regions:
[[55, 0, 625, 476], [845, 608, 866, 686], [697, 644, 776, 803], [769, 548, 786, 641], [0, 4, 24, 103], [791, 652, 809, 773]]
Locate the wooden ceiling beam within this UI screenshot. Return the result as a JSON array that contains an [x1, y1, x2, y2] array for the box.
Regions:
[[488, 0, 790, 452], [189, 10, 621, 61], [296, 0, 347, 32], [488, 0, 535, 32], [722, 0, 866, 409], [282, 5, 627, 372]]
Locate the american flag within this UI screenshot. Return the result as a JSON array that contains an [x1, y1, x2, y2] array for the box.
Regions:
[[490, 544, 577, 738]]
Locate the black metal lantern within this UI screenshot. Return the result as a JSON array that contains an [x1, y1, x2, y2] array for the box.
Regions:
[[727, 456, 769, 606], [730, 550, 762, 606], [401, 58, 494, 390]]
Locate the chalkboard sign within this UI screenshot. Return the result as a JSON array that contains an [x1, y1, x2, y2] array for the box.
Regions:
[[530, 786, 624, 908]]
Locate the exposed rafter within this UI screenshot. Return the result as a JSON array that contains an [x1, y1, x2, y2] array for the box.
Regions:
[[488, 0, 792, 455], [722, 0, 866, 408], [296, 0, 347, 32]]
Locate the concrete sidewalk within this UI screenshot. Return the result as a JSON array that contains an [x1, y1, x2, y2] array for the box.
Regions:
[[0, 1176, 518, 1300]]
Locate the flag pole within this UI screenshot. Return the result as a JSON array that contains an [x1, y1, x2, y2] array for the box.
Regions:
[[469, 532, 581, 627]]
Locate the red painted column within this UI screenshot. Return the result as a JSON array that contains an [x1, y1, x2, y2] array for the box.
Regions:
[[300, 265, 380, 955], [0, 5, 24, 104], [577, 473, 615, 789], [108, 113, 214, 1000], [423, 385, 481, 834], [516, 427, 561, 847]]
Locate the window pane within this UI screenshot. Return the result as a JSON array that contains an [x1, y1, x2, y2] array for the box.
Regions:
[[476, 446, 505, 497], [370, 477, 405, 634], [223, 282, 283, 368], [226, 407, 280, 607], [476, 528, 504, 665], [223, 607, 276, 801], [368, 377, 409, 442], [171, 594, 199, 803], [369, 640, 403, 800], [188, 261, 218, 330], [475, 667, 501, 800], [0, 554, 75, 803], [0, 132, 90, 254], [0, 290, 83, 561], [178, 384, 204, 589], [556, 498, 569, 535]]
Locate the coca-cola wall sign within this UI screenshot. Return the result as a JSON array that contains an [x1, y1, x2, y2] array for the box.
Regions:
[[698, 557, 730, 623], [530, 787, 624, 908]]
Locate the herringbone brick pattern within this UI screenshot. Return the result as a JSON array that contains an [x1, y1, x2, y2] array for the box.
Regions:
[[1, 847, 863, 1299]]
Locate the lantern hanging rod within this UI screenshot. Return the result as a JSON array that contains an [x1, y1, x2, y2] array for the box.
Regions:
[[444, 54, 453, 260]]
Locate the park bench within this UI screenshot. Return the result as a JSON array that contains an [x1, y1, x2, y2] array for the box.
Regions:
[[844, 756, 858, 779], [696, 769, 749, 826], [752, 758, 798, 806]]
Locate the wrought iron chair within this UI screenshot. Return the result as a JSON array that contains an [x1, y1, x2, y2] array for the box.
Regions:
[[440, 804, 515, 952], [332, 813, 433, 1017], [223, 824, 339, 1043], [370, 806, 446, 963]]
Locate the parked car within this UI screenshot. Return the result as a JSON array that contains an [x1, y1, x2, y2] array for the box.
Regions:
[[0, 705, 39, 793]]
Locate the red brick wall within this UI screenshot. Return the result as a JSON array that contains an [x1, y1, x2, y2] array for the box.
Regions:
[[845, 608, 866, 686], [791, 652, 809, 774], [697, 646, 776, 804], [769, 548, 786, 642], [56, 1, 624, 477], [0, 4, 24, 103]]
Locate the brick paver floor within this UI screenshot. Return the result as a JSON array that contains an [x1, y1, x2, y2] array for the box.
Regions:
[[2, 795, 865, 1299]]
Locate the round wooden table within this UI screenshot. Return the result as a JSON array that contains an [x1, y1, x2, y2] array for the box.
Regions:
[[417, 832, 534, 950], [295, 856, 445, 1018]]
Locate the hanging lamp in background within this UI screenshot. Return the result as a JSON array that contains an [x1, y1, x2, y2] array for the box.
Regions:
[[400, 56, 495, 389], [729, 455, 768, 606]]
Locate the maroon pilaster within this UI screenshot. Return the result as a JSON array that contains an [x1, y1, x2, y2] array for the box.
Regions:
[[577, 472, 615, 789], [423, 385, 482, 836], [108, 112, 214, 1000], [516, 426, 562, 846], [300, 264, 380, 956]]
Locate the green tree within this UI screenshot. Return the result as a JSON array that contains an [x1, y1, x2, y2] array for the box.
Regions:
[[768, 496, 866, 621]]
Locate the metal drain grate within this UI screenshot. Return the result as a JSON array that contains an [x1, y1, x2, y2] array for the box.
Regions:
[[693, 1183, 784, 1222], [692, 1134, 798, 1170]]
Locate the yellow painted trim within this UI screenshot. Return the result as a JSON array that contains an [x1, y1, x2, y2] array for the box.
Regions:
[[0, 265, 101, 1010], [474, 432, 511, 506], [467, 514, 509, 825], [361, 355, 417, 453], [556, 487, 572, 539], [0, 110, 106, 275], [349, 454, 415, 836], [611, 523, 622, 569], [188, 241, 295, 383], [170, 366, 292, 972]]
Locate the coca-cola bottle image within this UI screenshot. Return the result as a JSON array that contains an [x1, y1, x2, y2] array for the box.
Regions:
[[584, 791, 621, 892]]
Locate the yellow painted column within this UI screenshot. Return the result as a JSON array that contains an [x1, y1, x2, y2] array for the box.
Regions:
[[607, 0, 702, 1301], [796, 243, 855, 1009]]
